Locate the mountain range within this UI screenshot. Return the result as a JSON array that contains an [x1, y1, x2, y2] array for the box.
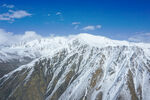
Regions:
[[0, 33, 150, 100]]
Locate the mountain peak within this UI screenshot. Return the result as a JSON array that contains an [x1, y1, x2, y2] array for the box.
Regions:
[[0, 33, 150, 100], [75, 33, 128, 47]]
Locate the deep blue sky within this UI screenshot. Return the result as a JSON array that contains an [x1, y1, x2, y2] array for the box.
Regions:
[[0, 0, 150, 40]]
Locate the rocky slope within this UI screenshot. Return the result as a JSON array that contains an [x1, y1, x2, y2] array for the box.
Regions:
[[0, 33, 150, 100]]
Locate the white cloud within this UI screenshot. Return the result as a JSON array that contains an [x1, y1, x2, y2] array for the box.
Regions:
[[82, 26, 95, 31], [21, 31, 41, 41], [2, 4, 14, 8], [0, 29, 42, 45], [96, 25, 102, 29], [9, 10, 31, 18], [0, 29, 14, 44], [56, 12, 61, 15], [55, 12, 64, 21], [0, 13, 11, 21], [72, 22, 81, 29], [0, 10, 31, 21], [128, 33, 150, 43], [82, 25, 102, 31], [72, 22, 80, 25]]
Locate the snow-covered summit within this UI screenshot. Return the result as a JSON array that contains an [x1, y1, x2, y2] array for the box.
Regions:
[[8, 33, 150, 49], [1, 33, 150, 60], [76, 33, 150, 48], [0, 33, 150, 100]]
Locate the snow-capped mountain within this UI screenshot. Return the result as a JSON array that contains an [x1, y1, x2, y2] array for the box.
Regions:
[[0, 33, 150, 100]]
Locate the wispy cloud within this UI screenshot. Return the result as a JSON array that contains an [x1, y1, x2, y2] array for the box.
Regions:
[[0, 29, 42, 45], [55, 12, 64, 21], [72, 22, 80, 25], [56, 12, 61, 15], [128, 32, 150, 43], [82, 25, 102, 31], [82, 26, 95, 31], [74, 25, 79, 29], [0, 10, 31, 21], [96, 25, 102, 29], [2, 4, 14, 8], [72, 22, 81, 29]]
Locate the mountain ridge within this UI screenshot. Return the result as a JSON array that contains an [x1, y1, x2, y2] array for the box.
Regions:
[[0, 33, 150, 100]]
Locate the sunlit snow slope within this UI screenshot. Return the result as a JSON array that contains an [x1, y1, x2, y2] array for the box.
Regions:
[[0, 33, 150, 100]]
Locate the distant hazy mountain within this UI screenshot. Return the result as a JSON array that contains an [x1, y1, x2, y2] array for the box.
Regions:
[[0, 33, 150, 100]]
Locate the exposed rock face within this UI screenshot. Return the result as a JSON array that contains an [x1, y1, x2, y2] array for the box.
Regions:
[[0, 57, 33, 78], [0, 34, 150, 100]]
